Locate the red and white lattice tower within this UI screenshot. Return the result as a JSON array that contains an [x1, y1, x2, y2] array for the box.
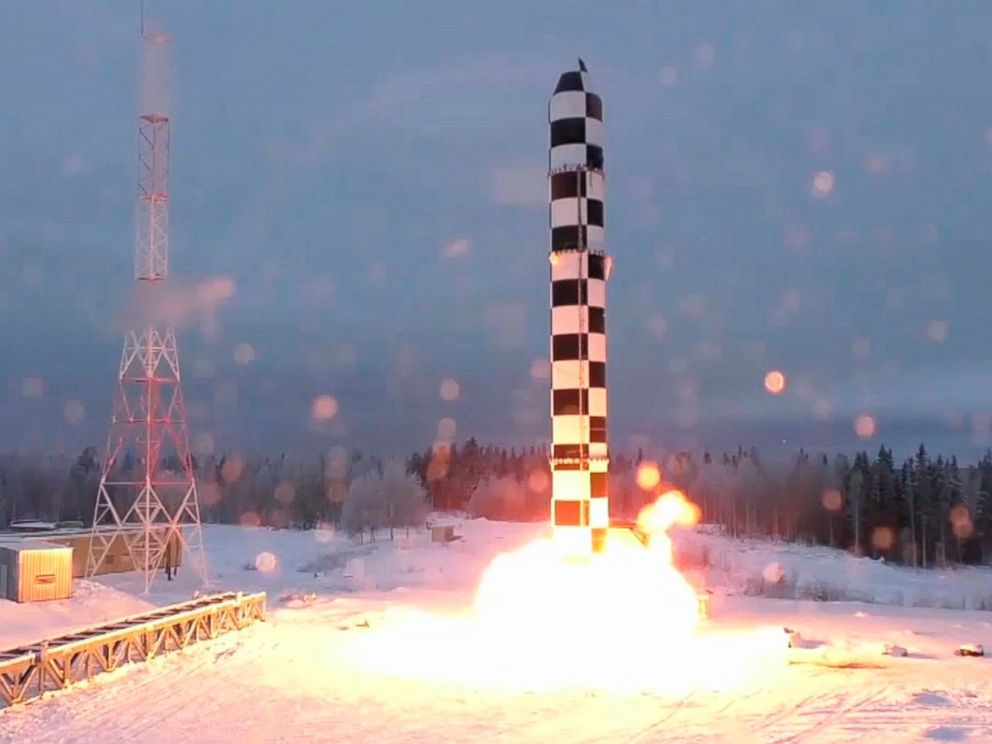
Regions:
[[87, 29, 207, 592]]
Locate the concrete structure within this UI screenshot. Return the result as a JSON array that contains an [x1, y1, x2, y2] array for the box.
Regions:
[[0, 542, 73, 603], [548, 59, 612, 555]]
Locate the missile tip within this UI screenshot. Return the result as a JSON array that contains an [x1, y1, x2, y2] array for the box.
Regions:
[[578, 57, 588, 72]]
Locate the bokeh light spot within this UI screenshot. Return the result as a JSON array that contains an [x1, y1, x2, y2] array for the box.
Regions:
[[530, 358, 550, 380], [527, 469, 550, 493], [233, 342, 256, 365], [439, 378, 461, 402], [855, 414, 876, 439], [443, 238, 471, 259], [221, 454, 246, 483], [693, 43, 716, 70], [63, 400, 86, 424], [951, 506, 973, 539], [21, 377, 45, 398], [811, 170, 835, 198], [311, 395, 339, 422], [764, 370, 787, 395], [926, 320, 948, 344], [871, 527, 895, 552], [437, 417, 457, 441], [636, 461, 662, 491], [821, 489, 843, 511]]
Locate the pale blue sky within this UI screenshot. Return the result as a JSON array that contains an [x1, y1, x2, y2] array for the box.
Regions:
[[2, 2, 992, 459]]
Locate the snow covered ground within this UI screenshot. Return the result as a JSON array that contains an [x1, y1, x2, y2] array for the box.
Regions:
[[4, 519, 992, 742], [680, 528, 992, 611]]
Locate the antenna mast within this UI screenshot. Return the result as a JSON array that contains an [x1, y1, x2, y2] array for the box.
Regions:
[[87, 26, 208, 593]]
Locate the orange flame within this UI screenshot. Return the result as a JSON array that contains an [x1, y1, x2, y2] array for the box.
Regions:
[[340, 491, 786, 693], [468, 491, 704, 689]]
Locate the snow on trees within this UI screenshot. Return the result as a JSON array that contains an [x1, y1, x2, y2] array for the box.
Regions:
[[342, 460, 427, 540]]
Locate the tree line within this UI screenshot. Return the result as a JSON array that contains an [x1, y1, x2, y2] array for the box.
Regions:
[[3, 439, 992, 568], [388, 439, 992, 567]]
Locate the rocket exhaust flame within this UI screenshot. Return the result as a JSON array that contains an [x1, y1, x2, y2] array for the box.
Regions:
[[342, 492, 786, 693], [474, 492, 703, 674]]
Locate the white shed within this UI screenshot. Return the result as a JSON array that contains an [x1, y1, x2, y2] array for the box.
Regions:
[[0, 541, 73, 603]]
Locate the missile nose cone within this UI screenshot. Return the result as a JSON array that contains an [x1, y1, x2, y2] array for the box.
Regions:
[[554, 60, 589, 94]]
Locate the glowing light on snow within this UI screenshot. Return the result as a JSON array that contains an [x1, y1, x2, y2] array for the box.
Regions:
[[342, 491, 786, 693], [311, 395, 339, 422], [854, 414, 876, 439], [254, 551, 278, 572], [811, 170, 834, 197], [439, 378, 460, 401], [764, 369, 787, 395], [636, 461, 662, 490], [762, 562, 786, 583]]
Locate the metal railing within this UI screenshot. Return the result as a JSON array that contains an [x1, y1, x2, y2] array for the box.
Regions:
[[0, 591, 266, 708]]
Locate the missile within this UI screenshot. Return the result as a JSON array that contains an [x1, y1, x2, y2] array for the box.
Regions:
[[548, 59, 611, 555]]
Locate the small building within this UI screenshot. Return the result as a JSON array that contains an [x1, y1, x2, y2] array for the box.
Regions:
[[0, 542, 73, 603], [16, 526, 181, 578]]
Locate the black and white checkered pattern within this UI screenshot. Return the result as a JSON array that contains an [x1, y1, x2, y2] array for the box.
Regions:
[[548, 59, 610, 555]]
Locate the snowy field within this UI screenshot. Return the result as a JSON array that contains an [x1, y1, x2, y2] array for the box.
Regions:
[[4, 519, 992, 742], [680, 528, 992, 611]]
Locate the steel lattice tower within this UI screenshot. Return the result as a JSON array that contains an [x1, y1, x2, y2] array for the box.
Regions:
[[87, 30, 207, 592]]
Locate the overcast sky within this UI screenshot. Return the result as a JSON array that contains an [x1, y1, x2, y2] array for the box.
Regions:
[[2, 1, 992, 460]]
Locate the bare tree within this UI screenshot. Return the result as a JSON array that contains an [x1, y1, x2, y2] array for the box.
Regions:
[[343, 466, 389, 541]]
